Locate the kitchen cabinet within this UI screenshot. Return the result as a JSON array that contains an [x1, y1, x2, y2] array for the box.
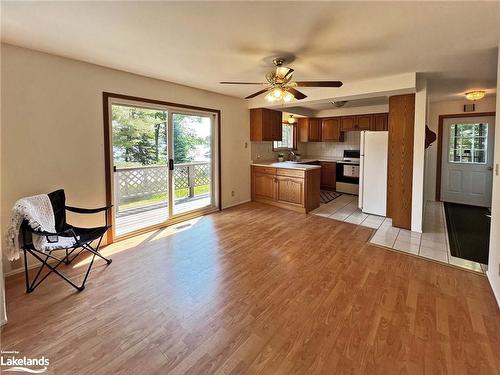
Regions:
[[250, 108, 282, 141], [340, 116, 356, 132], [356, 115, 372, 130], [276, 176, 304, 206], [320, 162, 336, 190], [251, 165, 320, 213], [321, 118, 344, 142], [298, 118, 322, 142], [252, 171, 276, 201], [371, 113, 388, 131]]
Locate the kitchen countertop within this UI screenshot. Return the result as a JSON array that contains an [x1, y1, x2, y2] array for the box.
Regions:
[[251, 161, 321, 170]]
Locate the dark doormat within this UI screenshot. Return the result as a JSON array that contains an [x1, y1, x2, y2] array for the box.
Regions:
[[443, 202, 490, 264], [320, 190, 342, 204]]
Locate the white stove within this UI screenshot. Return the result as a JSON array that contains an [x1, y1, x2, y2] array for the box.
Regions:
[[336, 150, 360, 194]]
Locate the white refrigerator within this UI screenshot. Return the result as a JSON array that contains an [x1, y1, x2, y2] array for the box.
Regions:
[[359, 131, 388, 216]]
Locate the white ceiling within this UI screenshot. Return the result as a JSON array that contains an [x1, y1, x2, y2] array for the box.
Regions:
[[2, 1, 500, 102]]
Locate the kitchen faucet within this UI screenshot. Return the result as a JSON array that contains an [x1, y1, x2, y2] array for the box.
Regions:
[[288, 150, 296, 161]]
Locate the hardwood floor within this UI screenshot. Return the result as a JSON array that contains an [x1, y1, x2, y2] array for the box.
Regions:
[[2, 202, 499, 374]]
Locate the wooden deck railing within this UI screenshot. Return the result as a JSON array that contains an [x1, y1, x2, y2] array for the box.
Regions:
[[114, 162, 210, 212]]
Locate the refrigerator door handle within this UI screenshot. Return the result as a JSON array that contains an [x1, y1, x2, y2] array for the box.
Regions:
[[358, 131, 365, 209], [359, 155, 364, 209]]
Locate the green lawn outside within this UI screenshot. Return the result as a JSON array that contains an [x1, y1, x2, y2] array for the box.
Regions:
[[119, 185, 210, 210]]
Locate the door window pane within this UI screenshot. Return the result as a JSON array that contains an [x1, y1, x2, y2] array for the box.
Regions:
[[448, 123, 488, 164], [172, 113, 213, 214], [112, 104, 169, 236]]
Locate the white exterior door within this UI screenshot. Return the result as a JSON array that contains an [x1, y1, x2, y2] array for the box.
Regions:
[[441, 116, 495, 207]]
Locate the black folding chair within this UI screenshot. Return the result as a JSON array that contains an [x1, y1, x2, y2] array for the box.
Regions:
[[21, 189, 112, 293]]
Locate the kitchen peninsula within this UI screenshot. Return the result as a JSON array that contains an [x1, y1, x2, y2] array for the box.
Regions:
[[251, 161, 321, 213]]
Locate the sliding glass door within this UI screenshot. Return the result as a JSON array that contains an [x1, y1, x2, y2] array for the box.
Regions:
[[171, 112, 215, 215], [109, 99, 218, 238]]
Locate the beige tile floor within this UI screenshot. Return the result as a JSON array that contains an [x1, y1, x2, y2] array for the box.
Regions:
[[311, 195, 487, 274]]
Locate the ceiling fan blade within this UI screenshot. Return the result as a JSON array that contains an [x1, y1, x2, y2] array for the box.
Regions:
[[287, 87, 307, 100], [245, 88, 270, 99], [294, 81, 343, 87], [220, 81, 266, 85]]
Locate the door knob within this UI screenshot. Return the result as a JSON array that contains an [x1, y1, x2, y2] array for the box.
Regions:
[[487, 166, 493, 171]]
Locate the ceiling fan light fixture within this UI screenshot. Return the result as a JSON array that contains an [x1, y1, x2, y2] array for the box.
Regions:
[[283, 91, 294, 102], [265, 92, 277, 102], [465, 90, 486, 101], [272, 87, 284, 99]]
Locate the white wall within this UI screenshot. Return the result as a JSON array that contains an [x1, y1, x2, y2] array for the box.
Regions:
[[424, 96, 497, 202], [487, 46, 500, 306], [1, 44, 251, 274], [411, 78, 427, 232]]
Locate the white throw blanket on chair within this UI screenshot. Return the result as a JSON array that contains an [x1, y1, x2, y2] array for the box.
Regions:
[[6, 194, 77, 261]]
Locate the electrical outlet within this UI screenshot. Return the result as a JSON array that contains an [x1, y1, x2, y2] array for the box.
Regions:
[[244, 142, 248, 149], [231, 190, 235, 197]]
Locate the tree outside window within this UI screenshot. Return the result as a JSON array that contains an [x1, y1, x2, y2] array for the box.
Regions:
[[273, 124, 296, 150]]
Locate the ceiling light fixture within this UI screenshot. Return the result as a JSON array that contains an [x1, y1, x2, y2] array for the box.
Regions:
[[465, 90, 486, 101], [265, 86, 295, 103], [331, 100, 347, 108], [287, 115, 296, 124], [283, 91, 294, 103]]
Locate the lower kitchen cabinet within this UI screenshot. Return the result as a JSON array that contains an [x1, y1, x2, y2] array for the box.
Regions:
[[276, 176, 304, 206], [253, 172, 276, 201], [320, 161, 336, 190], [251, 165, 320, 213]]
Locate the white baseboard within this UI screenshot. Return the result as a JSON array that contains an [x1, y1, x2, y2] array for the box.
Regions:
[[222, 199, 251, 210]]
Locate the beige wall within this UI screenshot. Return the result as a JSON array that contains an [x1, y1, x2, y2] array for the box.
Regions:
[[424, 96, 497, 202], [1, 44, 251, 274], [487, 46, 500, 306]]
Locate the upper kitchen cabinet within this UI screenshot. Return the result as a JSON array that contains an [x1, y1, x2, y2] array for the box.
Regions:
[[340, 116, 356, 131], [298, 118, 322, 142], [340, 113, 388, 132], [371, 113, 388, 131], [321, 118, 344, 142], [356, 115, 372, 130], [250, 108, 282, 141]]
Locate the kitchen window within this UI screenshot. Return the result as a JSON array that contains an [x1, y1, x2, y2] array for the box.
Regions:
[[273, 123, 297, 150]]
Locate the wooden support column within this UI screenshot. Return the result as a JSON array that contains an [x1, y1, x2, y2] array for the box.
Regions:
[[387, 94, 415, 230]]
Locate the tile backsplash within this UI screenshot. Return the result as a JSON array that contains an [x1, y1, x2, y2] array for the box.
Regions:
[[305, 131, 361, 157], [251, 131, 361, 161], [251, 142, 307, 161]]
